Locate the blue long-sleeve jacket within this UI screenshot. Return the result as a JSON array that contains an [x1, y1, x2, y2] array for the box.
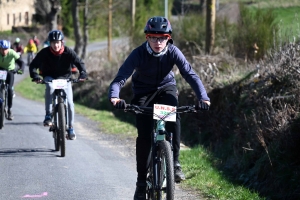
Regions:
[[109, 42, 210, 101]]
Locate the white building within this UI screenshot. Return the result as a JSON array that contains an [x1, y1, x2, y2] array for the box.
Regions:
[[0, 0, 35, 31]]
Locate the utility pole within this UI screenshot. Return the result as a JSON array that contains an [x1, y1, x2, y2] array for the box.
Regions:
[[108, 0, 112, 61], [165, 0, 168, 18], [131, 0, 136, 35]]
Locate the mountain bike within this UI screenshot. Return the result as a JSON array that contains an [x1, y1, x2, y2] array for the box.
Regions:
[[124, 103, 201, 200], [0, 70, 8, 129], [38, 78, 78, 157], [0, 69, 21, 129]]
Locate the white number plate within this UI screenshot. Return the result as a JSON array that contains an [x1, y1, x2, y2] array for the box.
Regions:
[[52, 79, 68, 89], [153, 104, 176, 122], [0, 70, 7, 80]]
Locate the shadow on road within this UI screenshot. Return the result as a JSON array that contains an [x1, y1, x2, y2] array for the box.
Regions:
[[4, 122, 42, 126], [0, 148, 57, 157]]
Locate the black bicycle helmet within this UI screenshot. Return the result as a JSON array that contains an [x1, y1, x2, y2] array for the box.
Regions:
[[48, 30, 64, 42], [144, 16, 172, 34]]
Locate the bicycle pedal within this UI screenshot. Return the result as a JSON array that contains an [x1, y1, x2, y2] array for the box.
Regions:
[[49, 126, 55, 132]]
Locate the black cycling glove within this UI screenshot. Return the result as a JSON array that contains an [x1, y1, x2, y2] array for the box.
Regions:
[[78, 72, 87, 80], [196, 100, 210, 110], [114, 99, 126, 109], [32, 77, 42, 82]]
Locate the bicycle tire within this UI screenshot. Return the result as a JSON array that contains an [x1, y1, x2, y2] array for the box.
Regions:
[[58, 102, 66, 157], [157, 140, 175, 200], [0, 88, 4, 129], [146, 155, 154, 199], [53, 110, 59, 151]]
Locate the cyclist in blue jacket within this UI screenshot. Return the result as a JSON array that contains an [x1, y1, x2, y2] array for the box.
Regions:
[[0, 40, 25, 120], [109, 16, 210, 200], [29, 30, 87, 140]]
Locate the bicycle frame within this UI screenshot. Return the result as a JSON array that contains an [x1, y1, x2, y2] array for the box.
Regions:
[[46, 79, 73, 157], [36, 78, 79, 157], [148, 121, 173, 200], [125, 104, 199, 200], [126, 104, 177, 200]]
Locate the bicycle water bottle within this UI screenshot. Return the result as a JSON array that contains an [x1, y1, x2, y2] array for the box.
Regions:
[[156, 120, 165, 132], [0, 97, 3, 105]]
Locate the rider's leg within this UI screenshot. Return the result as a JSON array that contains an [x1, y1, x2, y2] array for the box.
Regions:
[[65, 82, 74, 128], [44, 76, 54, 125], [6, 71, 15, 120], [131, 94, 153, 200], [65, 82, 76, 140], [132, 94, 153, 182]]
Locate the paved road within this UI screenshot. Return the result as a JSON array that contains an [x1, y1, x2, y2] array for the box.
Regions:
[[0, 41, 201, 200], [0, 83, 137, 199]]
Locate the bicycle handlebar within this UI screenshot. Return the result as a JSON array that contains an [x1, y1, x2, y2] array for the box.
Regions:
[[124, 104, 198, 114], [32, 78, 81, 84]]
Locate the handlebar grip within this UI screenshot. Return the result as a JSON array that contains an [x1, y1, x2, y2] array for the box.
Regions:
[[114, 99, 127, 109], [196, 101, 210, 111]]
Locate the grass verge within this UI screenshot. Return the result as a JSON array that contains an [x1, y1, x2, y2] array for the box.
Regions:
[[15, 76, 264, 199]]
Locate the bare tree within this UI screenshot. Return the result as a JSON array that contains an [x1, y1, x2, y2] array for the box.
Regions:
[[81, 0, 89, 59], [72, 0, 83, 57], [35, 0, 61, 31], [108, 0, 112, 61], [205, 0, 216, 54]]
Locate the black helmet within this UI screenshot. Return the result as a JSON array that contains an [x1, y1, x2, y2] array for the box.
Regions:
[[48, 30, 64, 42], [144, 16, 172, 34]]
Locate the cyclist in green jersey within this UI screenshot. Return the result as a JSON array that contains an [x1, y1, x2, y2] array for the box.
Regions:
[[0, 40, 25, 120]]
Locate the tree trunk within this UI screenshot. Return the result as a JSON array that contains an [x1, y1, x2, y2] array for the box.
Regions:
[[72, 0, 83, 57], [130, 0, 136, 46], [47, 0, 61, 31], [205, 0, 216, 54], [108, 0, 112, 61], [81, 0, 89, 59]]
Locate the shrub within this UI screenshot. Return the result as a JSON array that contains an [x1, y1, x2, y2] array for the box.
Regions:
[[232, 3, 279, 61]]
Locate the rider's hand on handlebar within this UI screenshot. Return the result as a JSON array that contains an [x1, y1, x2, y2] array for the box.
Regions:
[[196, 100, 210, 110], [78, 72, 88, 82], [32, 77, 42, 83], [110, 98, 126, 109], [17, 69, 23, 75]]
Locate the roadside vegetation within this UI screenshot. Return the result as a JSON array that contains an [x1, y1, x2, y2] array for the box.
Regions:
[[13, 0, 300, 199]]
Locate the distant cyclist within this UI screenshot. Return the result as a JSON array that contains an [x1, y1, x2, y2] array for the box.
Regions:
[[23, 39, 37, 66], [32, 35, 40, 51], [0, 40, 25, 120], [43, 40, 50, 48], [29, 30, 88, 140], [109, 16, 210, 200], [11, 38, 24, 56]]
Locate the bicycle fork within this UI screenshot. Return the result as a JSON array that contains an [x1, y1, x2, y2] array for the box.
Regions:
[[49, 94, 68, 136], [151, 120, 173, 198]]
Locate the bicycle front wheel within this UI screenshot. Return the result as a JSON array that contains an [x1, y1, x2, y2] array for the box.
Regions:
[[157, 140, 175, 200], [53, 111, 59, 151], [58, 102, 66, 157], [0, 89, 4, 129]]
